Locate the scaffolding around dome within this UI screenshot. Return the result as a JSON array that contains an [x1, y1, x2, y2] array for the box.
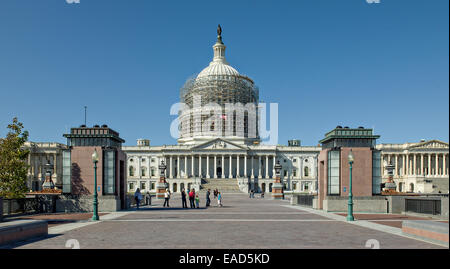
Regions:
[[178, 74, 260, 145]]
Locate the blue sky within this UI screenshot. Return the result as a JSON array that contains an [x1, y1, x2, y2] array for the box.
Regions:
[[0, 0, 448, 146]]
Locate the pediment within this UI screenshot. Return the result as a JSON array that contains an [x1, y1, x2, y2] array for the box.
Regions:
[[409, 140, 449, 150], [191, 138, 247, 151]]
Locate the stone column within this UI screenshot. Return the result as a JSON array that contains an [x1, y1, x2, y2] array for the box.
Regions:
[[177, 155, 180, 179], [191, 155, 194, 177], [206, 155, 210, 178], [221, 155, 225, 179], [53, 153, 57, 177], [199, 155, 202, 177], [444, 154, 447, 176], [388, 154, 391, 165], [184, 156, 188, 178], [237, 155, 240, 177], [214, 155, 217, 178], [413, 154, 416, 176], [428, 154, 431, 176], [251, 156, 254, 178], [229, 155, 232, 179], [138, 156, 142, 178], [258, 155, 262, 179], [244, 155, 247, 177], [395, 154, 399, 176], [265, 155, 269, 179], [273, 155, 276, 179], [169, 156, 173, 178], [402, 155, 405, 176], [434, 153, 439, 176], [420, 154, 424, 176], [405, 154, 409, 175]]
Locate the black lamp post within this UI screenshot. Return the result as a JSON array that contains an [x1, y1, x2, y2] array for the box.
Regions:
[[92, 149, 99, 221], [347, 149, 354, 221]]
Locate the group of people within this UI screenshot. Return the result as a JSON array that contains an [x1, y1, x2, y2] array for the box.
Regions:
[[134, 187, 223, 209], [249, 189, 264, 199], [181, 188, 223, 208]]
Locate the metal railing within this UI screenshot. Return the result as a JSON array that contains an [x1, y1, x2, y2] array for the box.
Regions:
[[405, 198, 441, 215], [298, 195, 314, 207], [2, 198, 40, 217]]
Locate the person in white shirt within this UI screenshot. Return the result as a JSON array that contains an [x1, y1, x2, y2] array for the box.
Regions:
[[163, 188, 171, 207]]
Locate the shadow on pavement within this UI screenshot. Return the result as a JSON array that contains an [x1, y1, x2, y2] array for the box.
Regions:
[[0, 233, 63, 249]]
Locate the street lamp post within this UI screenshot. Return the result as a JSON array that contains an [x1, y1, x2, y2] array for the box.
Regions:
[[92, 149, 100, 221], [347, 149, 354, 221]]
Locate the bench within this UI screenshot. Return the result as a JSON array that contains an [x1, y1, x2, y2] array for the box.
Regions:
[[0, 219, 48, 247], [402, 220, 448, 246]]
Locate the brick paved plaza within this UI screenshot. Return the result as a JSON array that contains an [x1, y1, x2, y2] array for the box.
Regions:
[[10, 193, 445, 249]]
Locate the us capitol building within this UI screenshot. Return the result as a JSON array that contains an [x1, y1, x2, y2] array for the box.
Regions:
[[123, 27, 321, 194], [22, 27, 449, 195]]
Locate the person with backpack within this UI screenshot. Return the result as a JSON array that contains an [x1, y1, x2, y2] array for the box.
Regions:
[[163, 188, 171, 207]]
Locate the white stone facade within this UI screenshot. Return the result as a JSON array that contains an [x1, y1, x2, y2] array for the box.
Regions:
[[377, 140, 449, 194], [123, 138, 320, 194], [22, 141, 68, 191]]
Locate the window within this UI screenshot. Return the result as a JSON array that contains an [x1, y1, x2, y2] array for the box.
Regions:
[[142, 158, 146, 162], [284, 170, 287, 177], [293, 169, 297, 177], [151, 182, 155, 190], [140, 181, 146, 190], [304, 167, 309, 177], [293, 159, 297, 162], [305, 159, 308, 163], [129, 182, 134, 191], [129, 166, 135, 177], [304, 182, 309, 191], [141, 167, 146, 177], [130, 158, 134, 162], [372, 150, 382, 194], [103, 150, 116, 195], [327, 150, 340, 195], [151, 168, 155, 177], [151, 158, 155, 163]]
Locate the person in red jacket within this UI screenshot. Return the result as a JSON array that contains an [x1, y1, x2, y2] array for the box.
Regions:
[[189, 189, 196, 208]]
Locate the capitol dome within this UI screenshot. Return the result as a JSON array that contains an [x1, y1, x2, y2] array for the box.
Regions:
[[178, 25, 260, 146]]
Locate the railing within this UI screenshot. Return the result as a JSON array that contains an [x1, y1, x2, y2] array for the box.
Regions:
[[298, 195, 314, 207], [2, 198, 40, 217], [405, 198, 441, 215]]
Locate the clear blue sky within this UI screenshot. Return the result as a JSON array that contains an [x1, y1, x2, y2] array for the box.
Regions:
[[0, 0, 448, 146]]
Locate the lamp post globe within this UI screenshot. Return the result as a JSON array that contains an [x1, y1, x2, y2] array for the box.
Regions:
[[92, 149, 100, 221], [347, 149, 354, 221]]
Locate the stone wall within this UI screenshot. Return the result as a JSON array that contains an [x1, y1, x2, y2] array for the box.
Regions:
[[323, 196, 388, 213], [56, 195, 121, 213]]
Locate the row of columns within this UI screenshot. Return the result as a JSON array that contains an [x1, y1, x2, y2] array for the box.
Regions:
[[382, 153, 448, 177], [163, 154, 277, 179]]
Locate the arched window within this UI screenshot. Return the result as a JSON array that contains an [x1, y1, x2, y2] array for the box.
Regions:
[[129, 166, 135, 177], [304, 166, 309, 177], [173, 183, 178, 193]]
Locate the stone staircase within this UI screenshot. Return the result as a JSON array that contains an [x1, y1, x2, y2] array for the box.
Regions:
[[200, 178, 242, 193]]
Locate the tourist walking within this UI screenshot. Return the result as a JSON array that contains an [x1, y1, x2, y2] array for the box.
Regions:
[[163, 188, 171, 207], [261, 191, 265, 199], [181, 189, 188, 208], [145, 191, 151, 205], [134, 188, 143, 210], [189, 188, 196, 208], [213, 189, 218, 199], [218, 192, 223, 207], [206, 189, 211, 207], [195, 193, 200, 208]]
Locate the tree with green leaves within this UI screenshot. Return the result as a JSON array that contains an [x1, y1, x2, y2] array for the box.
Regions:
[[0, 117, 30, 198]]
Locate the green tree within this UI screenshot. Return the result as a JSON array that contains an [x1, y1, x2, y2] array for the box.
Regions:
[[0, 117, 30, 198]]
